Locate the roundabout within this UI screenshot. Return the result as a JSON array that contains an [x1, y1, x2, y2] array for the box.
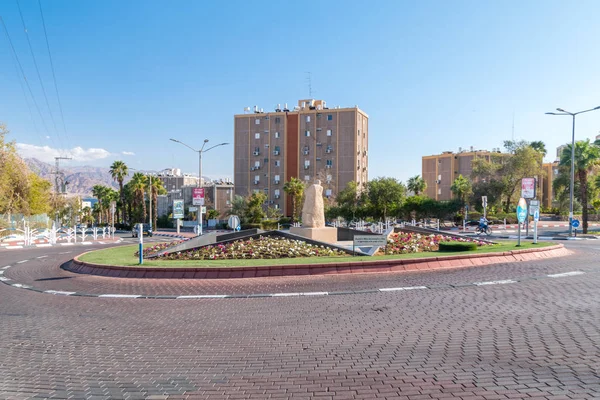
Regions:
[[1, 240, 600, 399]]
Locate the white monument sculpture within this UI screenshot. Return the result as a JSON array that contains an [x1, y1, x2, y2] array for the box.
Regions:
[[290, 180, 337, 243]]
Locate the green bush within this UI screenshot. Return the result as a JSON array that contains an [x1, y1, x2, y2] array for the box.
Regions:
[[278, 217, 292, 225], [261, 220, 279, 230], [241, 223, 261, 230], [439, 241, 478, 252]]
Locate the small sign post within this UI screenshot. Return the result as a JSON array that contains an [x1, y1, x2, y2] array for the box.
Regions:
[[516, 198, 528, 247], [572, 219, 580, 237], [138, 223, 143, 265], [482, 196, 488, 218], [353, 235, 388, 255]]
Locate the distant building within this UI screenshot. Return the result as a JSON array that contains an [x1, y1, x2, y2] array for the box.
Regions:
[[422, 148, 555, 209], [157, 168, 199, 192], [157, 182, 234, 220], [234, 99, 368, 216], [422, 148, 505, 201]]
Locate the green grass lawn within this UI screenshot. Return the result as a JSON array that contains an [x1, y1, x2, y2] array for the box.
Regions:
[[77, 240, 556, 268]]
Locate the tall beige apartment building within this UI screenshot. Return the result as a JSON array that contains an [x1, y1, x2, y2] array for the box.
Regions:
[[234, 99, 368, 216]]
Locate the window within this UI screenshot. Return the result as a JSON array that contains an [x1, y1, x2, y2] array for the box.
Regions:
[[274, 160, 280, 167], [264, 158, 269, 163], [273, 146, 280, 156], [327, 114, 332, 121], [255, 119, 260, 125], [304, 175, 310, 181], [326, 174, 332, 183], [306, 115, 311, 122], [305, 130, 310, 137], [326, 159, 333, 168], [254, 161, 260, 168], [304, 160, 310, 168], [255, 133, 260, 139], [325, 189, 332, 197], [226, 200, 230, 205], [327, 129, 332, 136], [275, 117, 281, 123], [357, 129, 360, 137], [275, 131, 280, 138], [274, 174, 280, 183], [253, 189, 260, 194], [274, 189, 280, 196], [274, 204, 279, 209]]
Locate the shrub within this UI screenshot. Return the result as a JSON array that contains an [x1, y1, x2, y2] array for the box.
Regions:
[[438, 241, 478, 252], [261, 220, 279, 230], [241, 223, 261, 230]]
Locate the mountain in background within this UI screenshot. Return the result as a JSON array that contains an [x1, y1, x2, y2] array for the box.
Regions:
[[24, 158, 124, 196]]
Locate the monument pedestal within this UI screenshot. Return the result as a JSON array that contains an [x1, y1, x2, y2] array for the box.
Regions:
[[290, 226, 337, 243]]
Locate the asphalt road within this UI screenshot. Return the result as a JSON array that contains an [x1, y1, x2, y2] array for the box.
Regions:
[[1, 240, 599, 399]]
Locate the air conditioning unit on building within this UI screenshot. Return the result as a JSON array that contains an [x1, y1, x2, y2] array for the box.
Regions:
[[254, 180, 259, 185], [326, 149, 332, 153], [274, 180, 280, 184], [250, 167, 255, 171], [274, 195, 280, 199], [326, 165, 332, 169], [273, 150, 279, 156], [304, 165, 309, 169], [303, 150, 309, 155], [253, 151, 260, 156]]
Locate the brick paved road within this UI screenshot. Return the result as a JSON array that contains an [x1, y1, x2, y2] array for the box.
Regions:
[[1, 241, 600, 399]]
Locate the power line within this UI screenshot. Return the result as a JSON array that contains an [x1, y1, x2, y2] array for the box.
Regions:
[[15, 0, 64, 153], [0, 15, 52, 142], [2, 15, 42, 140], [38, 0, 71, 156]]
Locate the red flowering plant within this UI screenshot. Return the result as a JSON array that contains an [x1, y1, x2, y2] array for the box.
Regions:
[[381, 233, 491, 255], [156, 236, 347, 260]]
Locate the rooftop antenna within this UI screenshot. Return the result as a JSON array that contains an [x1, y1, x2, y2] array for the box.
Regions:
[[511, 111, 515, 141], [305, 71, 313, 98]]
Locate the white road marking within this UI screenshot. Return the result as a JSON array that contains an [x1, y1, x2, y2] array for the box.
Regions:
[[1, 266, 10, 269], [6, 246, 23, 249], [0, 277, 10, 281], [44, 290, 76, 296], [176, 295, 227, 299], [271, 292, 301, 297], [16, 260, 28, 264], [473, 280, 516, 286], [379, 286, 427, 292], [548, 271, 585, 278], [36, 255, 48, 259], [60, 243, 74, 246], [58, 251, 72, 254], [301, 292, 328, 296], [35, 244, 51, 247], [98, 294, 142, 298], [11, 283, 31, 288]]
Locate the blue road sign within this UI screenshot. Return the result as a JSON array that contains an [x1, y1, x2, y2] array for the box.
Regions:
[[517, 206, 527, 223], [571, 219, 580, 228], [533, 209, 540, 221]]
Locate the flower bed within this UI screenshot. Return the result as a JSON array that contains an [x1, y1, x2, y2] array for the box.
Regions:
[[136, 240, 187, 257], [381, 233, 492, 255], [153, 236, 347, 260]]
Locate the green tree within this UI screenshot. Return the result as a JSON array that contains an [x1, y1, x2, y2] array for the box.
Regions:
[[146, 176, 166, 229], [407, 175, 427, 196], [283, 177, 305, 222], [335, 181, 367, 222], [450, 175, 472, 204], [366, 177, 406, 220], [530, 141, 547, 158], [109, 160, 128, 224], [560, 139, 600, 233], [129, 173, 147, 223], [207, 209, 220, 220], [245, 192, 267, 223], [0, 123, 32, 218]]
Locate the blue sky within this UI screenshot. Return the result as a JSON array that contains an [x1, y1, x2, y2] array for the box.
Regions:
[[1, 0, 600, 183]]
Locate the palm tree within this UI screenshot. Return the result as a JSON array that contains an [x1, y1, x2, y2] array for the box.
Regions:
[[561, 139, 600, 233], [407, 175, 427, 196], [109, 161, 128, 224], [146, 176, 166, 229], [283, 177, 305, 223], [228, 195, 247, 221], [450, 175, 472, 205], [130, 172, 147, 223], [530, 141, 547, 158], [91, 185, 109, 224]]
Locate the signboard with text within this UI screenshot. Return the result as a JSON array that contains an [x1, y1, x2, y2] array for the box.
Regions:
[[353, 235, 388, 247], [516, 197, 528, 223], [173, 199, 184, 219], [521, 178, 536, 199], [193, 188, 205, 206]]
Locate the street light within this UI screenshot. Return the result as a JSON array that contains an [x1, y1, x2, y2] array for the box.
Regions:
[[545, 106, 600, 236], [169, 138, 229, 235]]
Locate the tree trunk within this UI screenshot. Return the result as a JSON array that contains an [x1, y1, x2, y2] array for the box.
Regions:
[[580, 170, 588, 233]]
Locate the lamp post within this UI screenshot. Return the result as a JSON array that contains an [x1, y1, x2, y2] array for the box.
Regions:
[[169, 138, 229, 236], [546, 106, 600, 236]]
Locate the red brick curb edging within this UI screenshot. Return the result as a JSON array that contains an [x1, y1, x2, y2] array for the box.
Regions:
[[65, 244, 572, 279]]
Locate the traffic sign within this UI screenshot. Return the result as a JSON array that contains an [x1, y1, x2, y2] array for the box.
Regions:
[[192, 188, 205, 206], [516, 198, 527, 223], [533, 209, 539, 221], [571, 219, 580, 228], [529, 199, 540, 216], [228, 215, 240, 230], [189, 206, 198, 212], [521, 178, 536, 199], [482, 196, 488, 207]]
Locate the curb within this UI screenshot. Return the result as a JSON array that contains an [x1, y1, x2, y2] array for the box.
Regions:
[[66, 244, 571, 280], [0, 239, 123, 250]]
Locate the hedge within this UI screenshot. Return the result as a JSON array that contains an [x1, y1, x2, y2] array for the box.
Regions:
[[438, 241, 478, 252]]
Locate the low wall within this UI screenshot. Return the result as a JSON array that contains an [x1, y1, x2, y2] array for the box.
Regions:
[[67, 244, 570, 280]]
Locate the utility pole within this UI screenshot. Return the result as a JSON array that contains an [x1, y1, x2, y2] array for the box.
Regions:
[[54, 156, 72, 194]]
